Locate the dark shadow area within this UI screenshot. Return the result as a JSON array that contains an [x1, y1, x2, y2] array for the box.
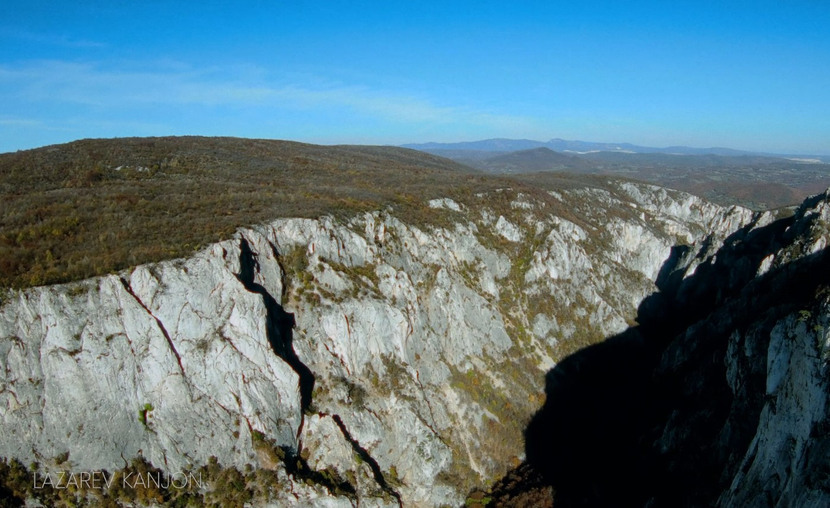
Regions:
[[524, 206, 830, 507], [0, 485, 23, 508], [482, 462, 553, 507], [524, 328, 658, 507], [235, 237, 315, 412]]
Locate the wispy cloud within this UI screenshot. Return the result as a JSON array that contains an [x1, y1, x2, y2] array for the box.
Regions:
[[0, 27, 106, 48], [0, 59, 537, 132], [0, 116, 42, 127]]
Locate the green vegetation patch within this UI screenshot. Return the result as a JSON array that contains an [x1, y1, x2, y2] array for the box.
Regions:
[[137, 403, 154, 427]]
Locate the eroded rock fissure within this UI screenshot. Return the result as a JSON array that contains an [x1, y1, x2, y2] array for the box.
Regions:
[[330, 413, 403, 507], [282, 445, 358, 501], [241, 416, 357, 500], [236, 237, 396, 502], [235, 237, 315, 414], [119, 276, 185, 376], [265, 239, 290, 304], [414, 372, 449, 447]]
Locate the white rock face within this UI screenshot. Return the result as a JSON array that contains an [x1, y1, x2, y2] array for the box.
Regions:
[[0, 234, 302, 474], [428, 198, 462, 212], [1, 181, 779, 505], [726, 311, 828, 502], [495, 216, 522, 242], [716, 196, 830, 507]]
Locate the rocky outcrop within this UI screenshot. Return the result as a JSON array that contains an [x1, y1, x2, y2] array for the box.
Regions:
[[1, 180, 782, 506], [524, 190, 830, 507]]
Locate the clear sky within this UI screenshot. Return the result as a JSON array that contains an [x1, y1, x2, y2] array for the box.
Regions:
[[1, 1, 829, 154]]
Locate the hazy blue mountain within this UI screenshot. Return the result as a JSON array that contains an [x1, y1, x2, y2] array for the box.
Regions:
[[405, 139, 830, 210], [403, 138, 830, 162], [402, 138, 751, 155]]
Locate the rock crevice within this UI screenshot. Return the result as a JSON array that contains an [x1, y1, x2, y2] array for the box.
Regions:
[[235, 236, 315, 416], [118, 276, 185, 377]]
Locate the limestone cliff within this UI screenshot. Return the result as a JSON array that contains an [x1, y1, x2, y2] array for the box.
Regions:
[[523, 189, 830, 507], [3, 179, 825, 506]]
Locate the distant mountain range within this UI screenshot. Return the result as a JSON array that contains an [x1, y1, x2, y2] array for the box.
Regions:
[[403, 138, 830, 162], [401, 139, 830, 210]]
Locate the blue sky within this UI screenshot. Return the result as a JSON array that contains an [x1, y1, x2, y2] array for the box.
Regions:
[[1, 1, 829, 154]]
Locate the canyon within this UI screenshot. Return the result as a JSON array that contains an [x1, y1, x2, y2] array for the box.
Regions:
[[0, 140, 828, 506]]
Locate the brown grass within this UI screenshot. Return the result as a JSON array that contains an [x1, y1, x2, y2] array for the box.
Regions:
[[0, 136, 659, 290], [0, 137, 496, 288]]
